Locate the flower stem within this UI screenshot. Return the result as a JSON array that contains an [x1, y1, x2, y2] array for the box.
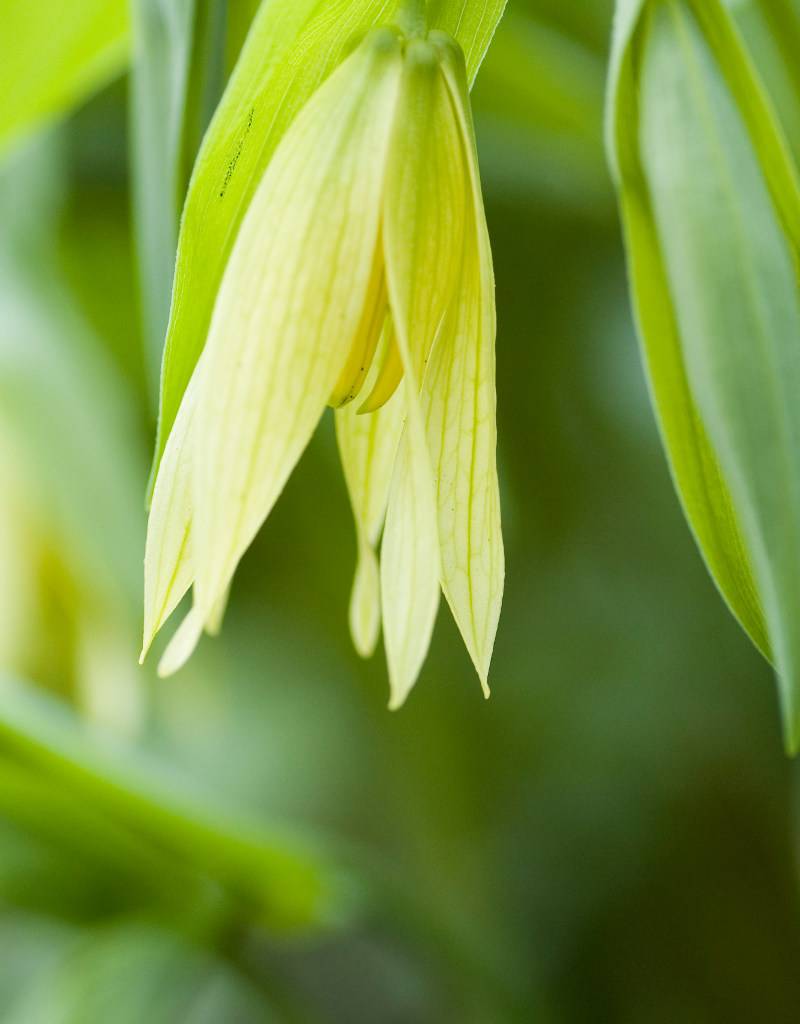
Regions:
[[395, 0, 427, 37]]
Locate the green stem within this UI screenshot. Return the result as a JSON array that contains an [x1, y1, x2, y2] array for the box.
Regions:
[[395, 0, 427, 36]]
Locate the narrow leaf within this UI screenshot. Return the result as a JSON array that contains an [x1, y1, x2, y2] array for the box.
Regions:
[[639, 0, 800, 748], [606, 0, 773, 658], [130, 0, 197, 388]]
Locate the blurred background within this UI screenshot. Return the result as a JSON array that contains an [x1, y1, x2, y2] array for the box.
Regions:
[[1, 0, 800, 1021]]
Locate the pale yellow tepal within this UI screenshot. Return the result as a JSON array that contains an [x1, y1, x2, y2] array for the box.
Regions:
[[142, 25, 504, 708]]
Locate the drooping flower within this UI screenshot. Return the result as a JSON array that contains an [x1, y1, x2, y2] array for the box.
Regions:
[[142, 22, 504, 708]]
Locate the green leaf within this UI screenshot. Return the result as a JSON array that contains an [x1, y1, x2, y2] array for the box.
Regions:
[[130, 0, 197, 389], [150, 0, 507, 491], [180, 0, 228, 174], [225, 0, 263, 71], [726, 0, 800, 166], [0, 0, 129, 159], [130, 0, 229, 393], [608, 0, 800, 749], [472, 10, 610, 213], [57, 923, 275, 1024], [0, 677, 355, 931], [0, 246, 144, 608], [608, 0, 771, 661]]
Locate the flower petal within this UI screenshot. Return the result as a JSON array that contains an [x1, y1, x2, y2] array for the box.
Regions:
[[192, 30, 403, 622], [157, 605, 204, 678], [380, 40, 468, 707], [335, 327, 405, 657], [328, 245, 387, 410], [358, 323, 404, 413], [141, 363, 200, 662], [430, 35, 504, 694]]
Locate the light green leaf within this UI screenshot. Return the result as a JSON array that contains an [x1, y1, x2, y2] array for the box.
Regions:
[[150, 0, 507, 489], [641, 1, 800, 748], [0, 248, 144, 612], [130, 0, 197, 388], [427, 0, 508, 78], [607, 0, 775, 659], [57, 923, 274, 1024], [609, 0, 800, 748], [0, 0, 129, 159], [0, 677, 351, 931], [131, 0, 229, 393], [725, 0, 800, 166]]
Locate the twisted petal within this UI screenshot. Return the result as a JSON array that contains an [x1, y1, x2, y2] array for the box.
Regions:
[[188, 31, 403, 634], [335, 326, 405, 658], [381, 40, 468, 708]]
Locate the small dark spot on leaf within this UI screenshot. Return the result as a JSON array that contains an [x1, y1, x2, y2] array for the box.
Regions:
[[219, 106, 256, 200]]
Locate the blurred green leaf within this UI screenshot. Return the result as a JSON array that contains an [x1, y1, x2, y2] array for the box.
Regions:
[[130, 0, 197, 388], [0, 917, 272, 1024], [56, 922, 273, 1024], [474, 9, 610, 212], [0, 244, 144, 607], [225, 0, 263, 71], [519, 0, 613, 52], [130, 0, 229, 390], [0, 0, 128, 159], [0, 760, 193, 918], [727, 0, 800, 165], [0, 136, 146, 727], [150, 0, 507, 490], [180, 1, 228, 173], [0, 915, 78, 1024], [0, 678, 354, 933]]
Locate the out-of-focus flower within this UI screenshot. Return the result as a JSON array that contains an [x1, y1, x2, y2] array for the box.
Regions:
[[0, 438, 142, 735], [143, 23, 504, 708]]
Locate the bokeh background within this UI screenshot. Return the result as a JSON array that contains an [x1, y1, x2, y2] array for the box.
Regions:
[[1, 1, 799, 1021]]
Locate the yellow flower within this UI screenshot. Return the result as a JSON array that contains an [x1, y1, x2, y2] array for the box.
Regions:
[[142, 23, 504, 708]]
